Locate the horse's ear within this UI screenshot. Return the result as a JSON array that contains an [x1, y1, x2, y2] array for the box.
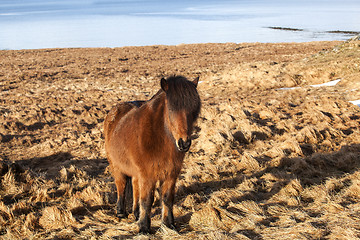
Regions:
[[161, 77, 168, 91], [192, 76, 199, 87]]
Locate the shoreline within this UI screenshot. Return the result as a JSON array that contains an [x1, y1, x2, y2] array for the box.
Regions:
[[0, 39, 345, 52], [267, 26, 360, 35]]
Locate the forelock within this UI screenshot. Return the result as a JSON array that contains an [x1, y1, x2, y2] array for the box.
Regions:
[[165, 76, 201, 119]]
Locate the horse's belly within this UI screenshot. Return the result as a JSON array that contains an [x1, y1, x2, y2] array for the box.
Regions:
[[108, 138, 135, 175]]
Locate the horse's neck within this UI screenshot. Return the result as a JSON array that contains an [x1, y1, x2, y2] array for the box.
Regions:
[[146, 92, 173, 139], [146, 93, 181, 157], [147, 91, 166, 125]]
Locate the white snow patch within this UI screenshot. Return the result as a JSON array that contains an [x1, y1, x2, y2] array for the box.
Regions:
[[310, 79, 341, 87], [277, 79, 341, 91], [277, 87, 300, 90], [349, 100, 360, 107]]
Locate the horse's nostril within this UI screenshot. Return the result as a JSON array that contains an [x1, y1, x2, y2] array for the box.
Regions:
[[178, 138, 184, 149], [177, 138, 191, 152]]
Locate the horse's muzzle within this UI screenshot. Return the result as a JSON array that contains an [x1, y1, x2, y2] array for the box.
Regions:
[[177, 138, 191, 152]]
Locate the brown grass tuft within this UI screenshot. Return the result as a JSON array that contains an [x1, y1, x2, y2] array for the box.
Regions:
[[39, 206, 77, 230]]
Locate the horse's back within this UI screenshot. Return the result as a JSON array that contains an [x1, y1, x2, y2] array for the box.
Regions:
[[104, 101, 145, 141]]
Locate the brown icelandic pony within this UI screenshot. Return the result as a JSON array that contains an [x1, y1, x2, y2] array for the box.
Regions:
[[104, 76, 201, 233]]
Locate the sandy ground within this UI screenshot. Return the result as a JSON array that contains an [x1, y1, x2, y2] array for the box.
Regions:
[[1, 40, 360, 239]]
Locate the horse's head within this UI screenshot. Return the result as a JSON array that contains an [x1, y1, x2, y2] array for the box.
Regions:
[[161, 76, 201, 152]]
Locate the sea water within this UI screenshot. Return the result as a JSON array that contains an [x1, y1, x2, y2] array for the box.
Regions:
[[0, 0, 359, 50]]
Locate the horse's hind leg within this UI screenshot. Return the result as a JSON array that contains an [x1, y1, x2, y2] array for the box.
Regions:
[[161, 178, 176, 229], [114, 173, 128, 218], [132, 177, 140, 220]]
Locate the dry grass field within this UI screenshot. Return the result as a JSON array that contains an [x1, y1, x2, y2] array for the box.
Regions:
[[1, 39, 360, 239]]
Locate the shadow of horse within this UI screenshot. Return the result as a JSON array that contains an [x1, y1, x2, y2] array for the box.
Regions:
[[14, 152, 109, 179], [175, 144, 360, 230]]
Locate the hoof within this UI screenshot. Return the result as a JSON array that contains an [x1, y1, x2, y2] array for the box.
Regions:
[[138, 226, 151, 234], [138, 219, 151, 234], [162, 217, 175, 230], [163, 222, 176, 231], [168, 224, 176, 230]]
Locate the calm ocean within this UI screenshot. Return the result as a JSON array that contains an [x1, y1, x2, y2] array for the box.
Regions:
[[1, 0, 359, 50]]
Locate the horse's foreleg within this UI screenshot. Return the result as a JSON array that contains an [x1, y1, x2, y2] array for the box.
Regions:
[[132, 177, 140, 220], [138, 179, 155, 234], [114, 173, 127, 218], [161, 178, 176, 229]]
